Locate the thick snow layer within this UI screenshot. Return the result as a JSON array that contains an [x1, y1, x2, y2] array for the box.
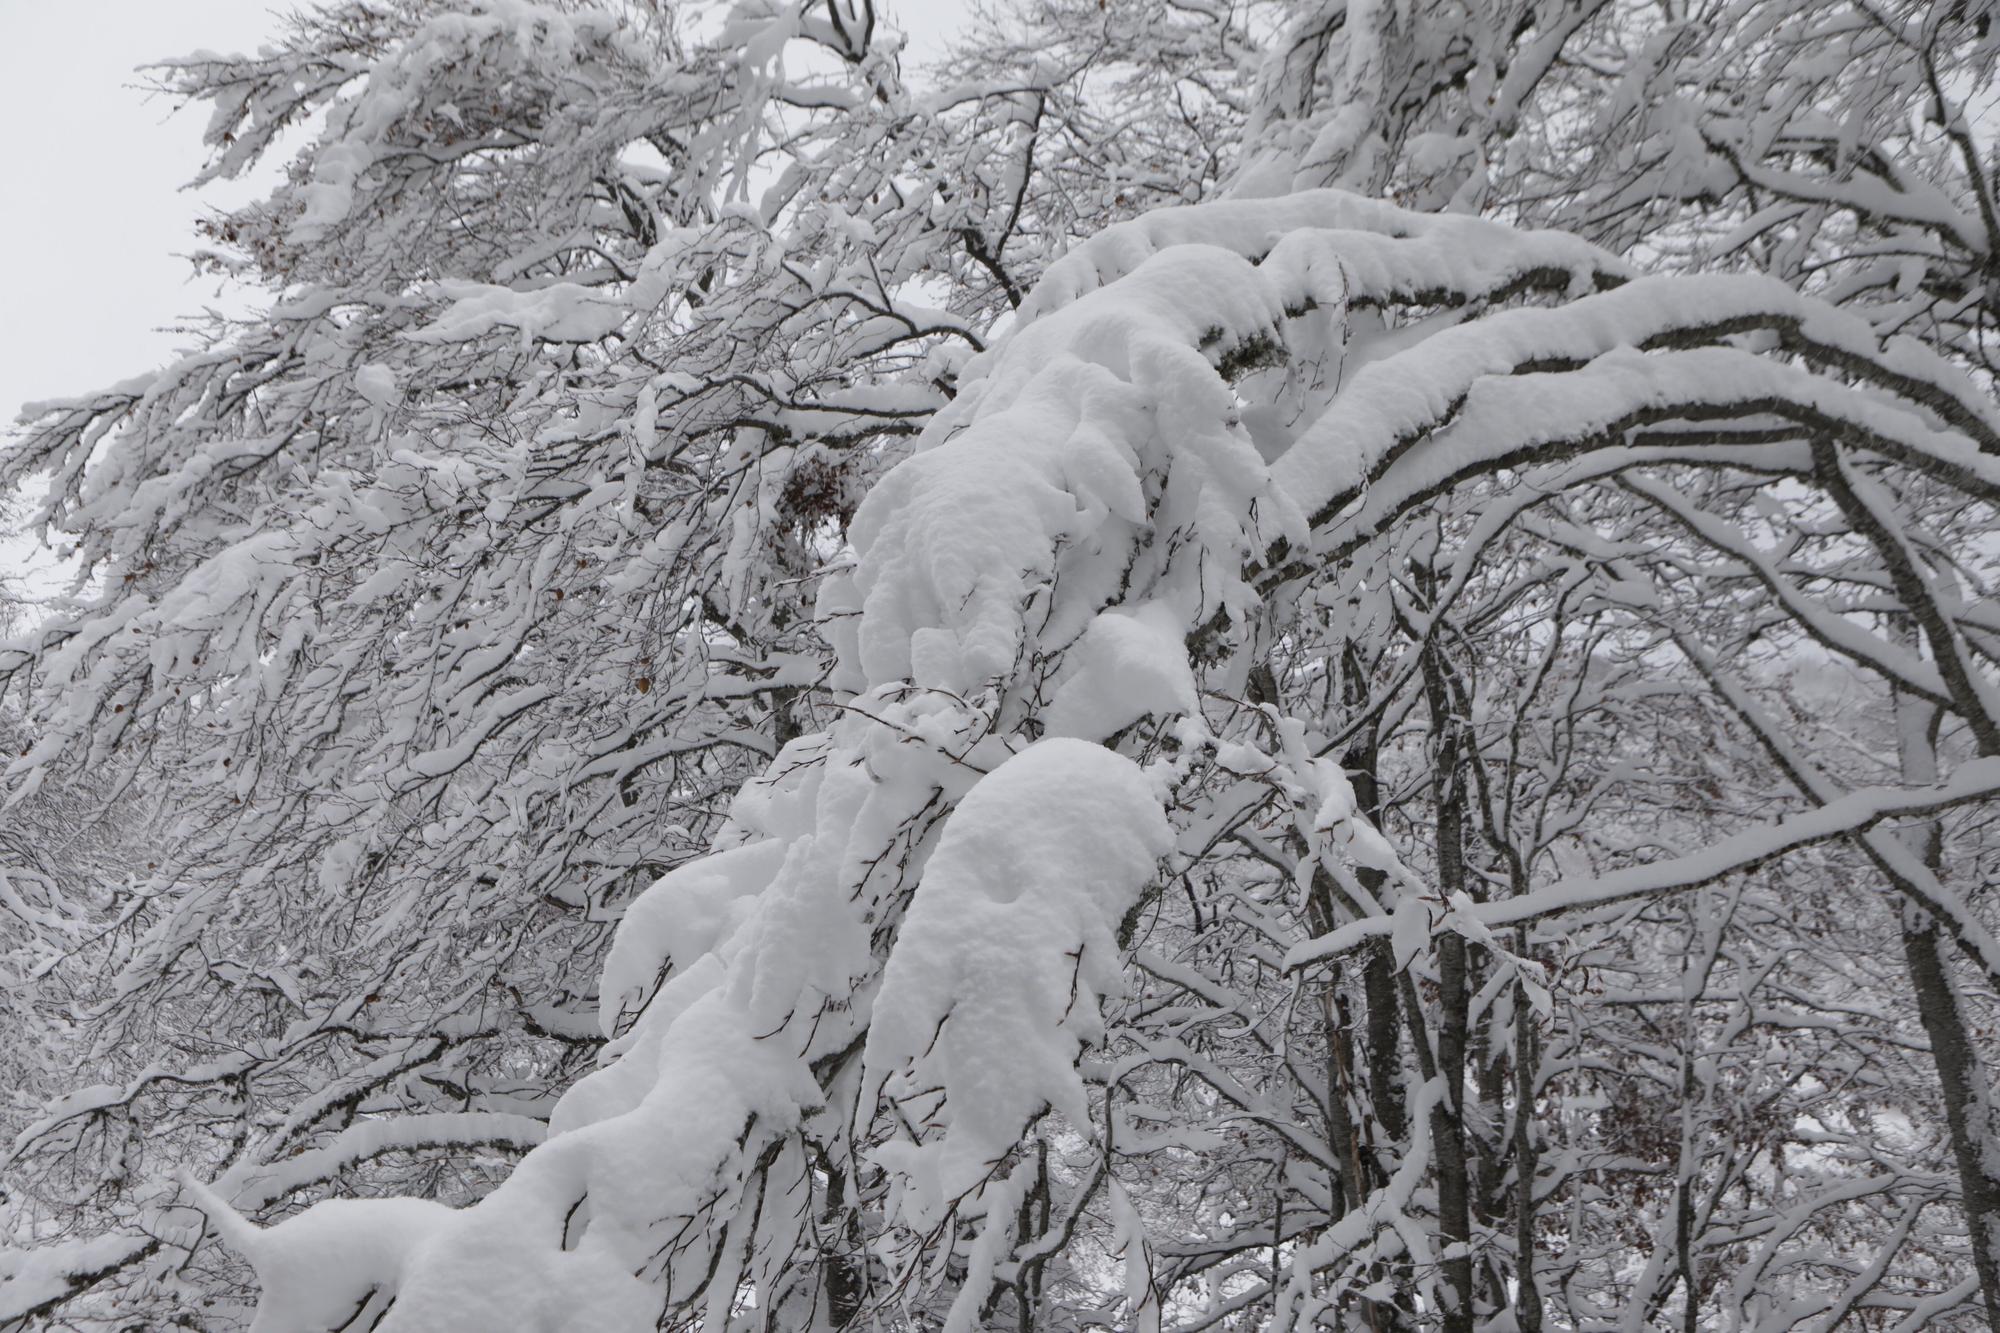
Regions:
[[352, 362, 400, 408], [1019, 189, 1625, 325], [411, 279, 632, 345], [864, 739, 1170, 1213], [219, 1113, 548, 1216], [189, 1175, 496, 1333], [828, 240, 1295, 701], [592, 838, 787, 1041], [1042, 602, 1199, 741], [1269, 271, 2000, 528], [0, 1232, 157, 1326]]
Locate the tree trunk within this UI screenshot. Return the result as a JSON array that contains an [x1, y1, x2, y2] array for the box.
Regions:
[[1421, 632, 1475, 1333], [1894, 688, 2000, 1328]]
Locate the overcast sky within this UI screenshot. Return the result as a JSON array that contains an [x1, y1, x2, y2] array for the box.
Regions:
[[0, 0, 282, 430]]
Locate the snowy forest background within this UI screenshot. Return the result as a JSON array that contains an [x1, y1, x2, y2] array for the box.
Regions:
[[6, 0, 2000, 1328]]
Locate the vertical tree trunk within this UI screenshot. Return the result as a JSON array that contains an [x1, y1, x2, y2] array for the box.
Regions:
[[1344, 720, 1407, 1157], [1814, 456, 2000, 1324], [1511, 931, 1545, 1333], [1674, 943, 1701, 1333], [1338, 642, 1412, 1331], [1901, 919, 2000, 1327], [1421, 633, 1475, 1333], [1307, 865, 1365, 1220], [1894, 690, 2000, 1328]]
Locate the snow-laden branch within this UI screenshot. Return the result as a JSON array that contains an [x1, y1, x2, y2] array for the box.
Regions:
[[1287, 759, 2000, 969]]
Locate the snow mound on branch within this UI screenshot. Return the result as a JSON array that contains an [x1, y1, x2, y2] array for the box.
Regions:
[[1022, 188, 1626, 322], [409, 279, 632, 345], [592, 838, 787, 1041], [353, 363, 400, 408], [1043, 602, 1199, 741], [1269, 271, 1957, 522], [184, 1186, 462, 1333], [836, 360, 1149, 693], [864, 738, 1171, 1213], [0, 1233, 155, 1327], [827, 241, 1301, 699]]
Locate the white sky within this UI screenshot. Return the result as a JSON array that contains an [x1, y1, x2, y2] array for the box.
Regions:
[[0, 0, 281, 430]]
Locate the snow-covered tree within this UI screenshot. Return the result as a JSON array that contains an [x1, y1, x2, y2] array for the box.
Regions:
[[140, 174, 2000, 1333], [2, 0, 1255, 1324], [6, 1, 2000, 1330]]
